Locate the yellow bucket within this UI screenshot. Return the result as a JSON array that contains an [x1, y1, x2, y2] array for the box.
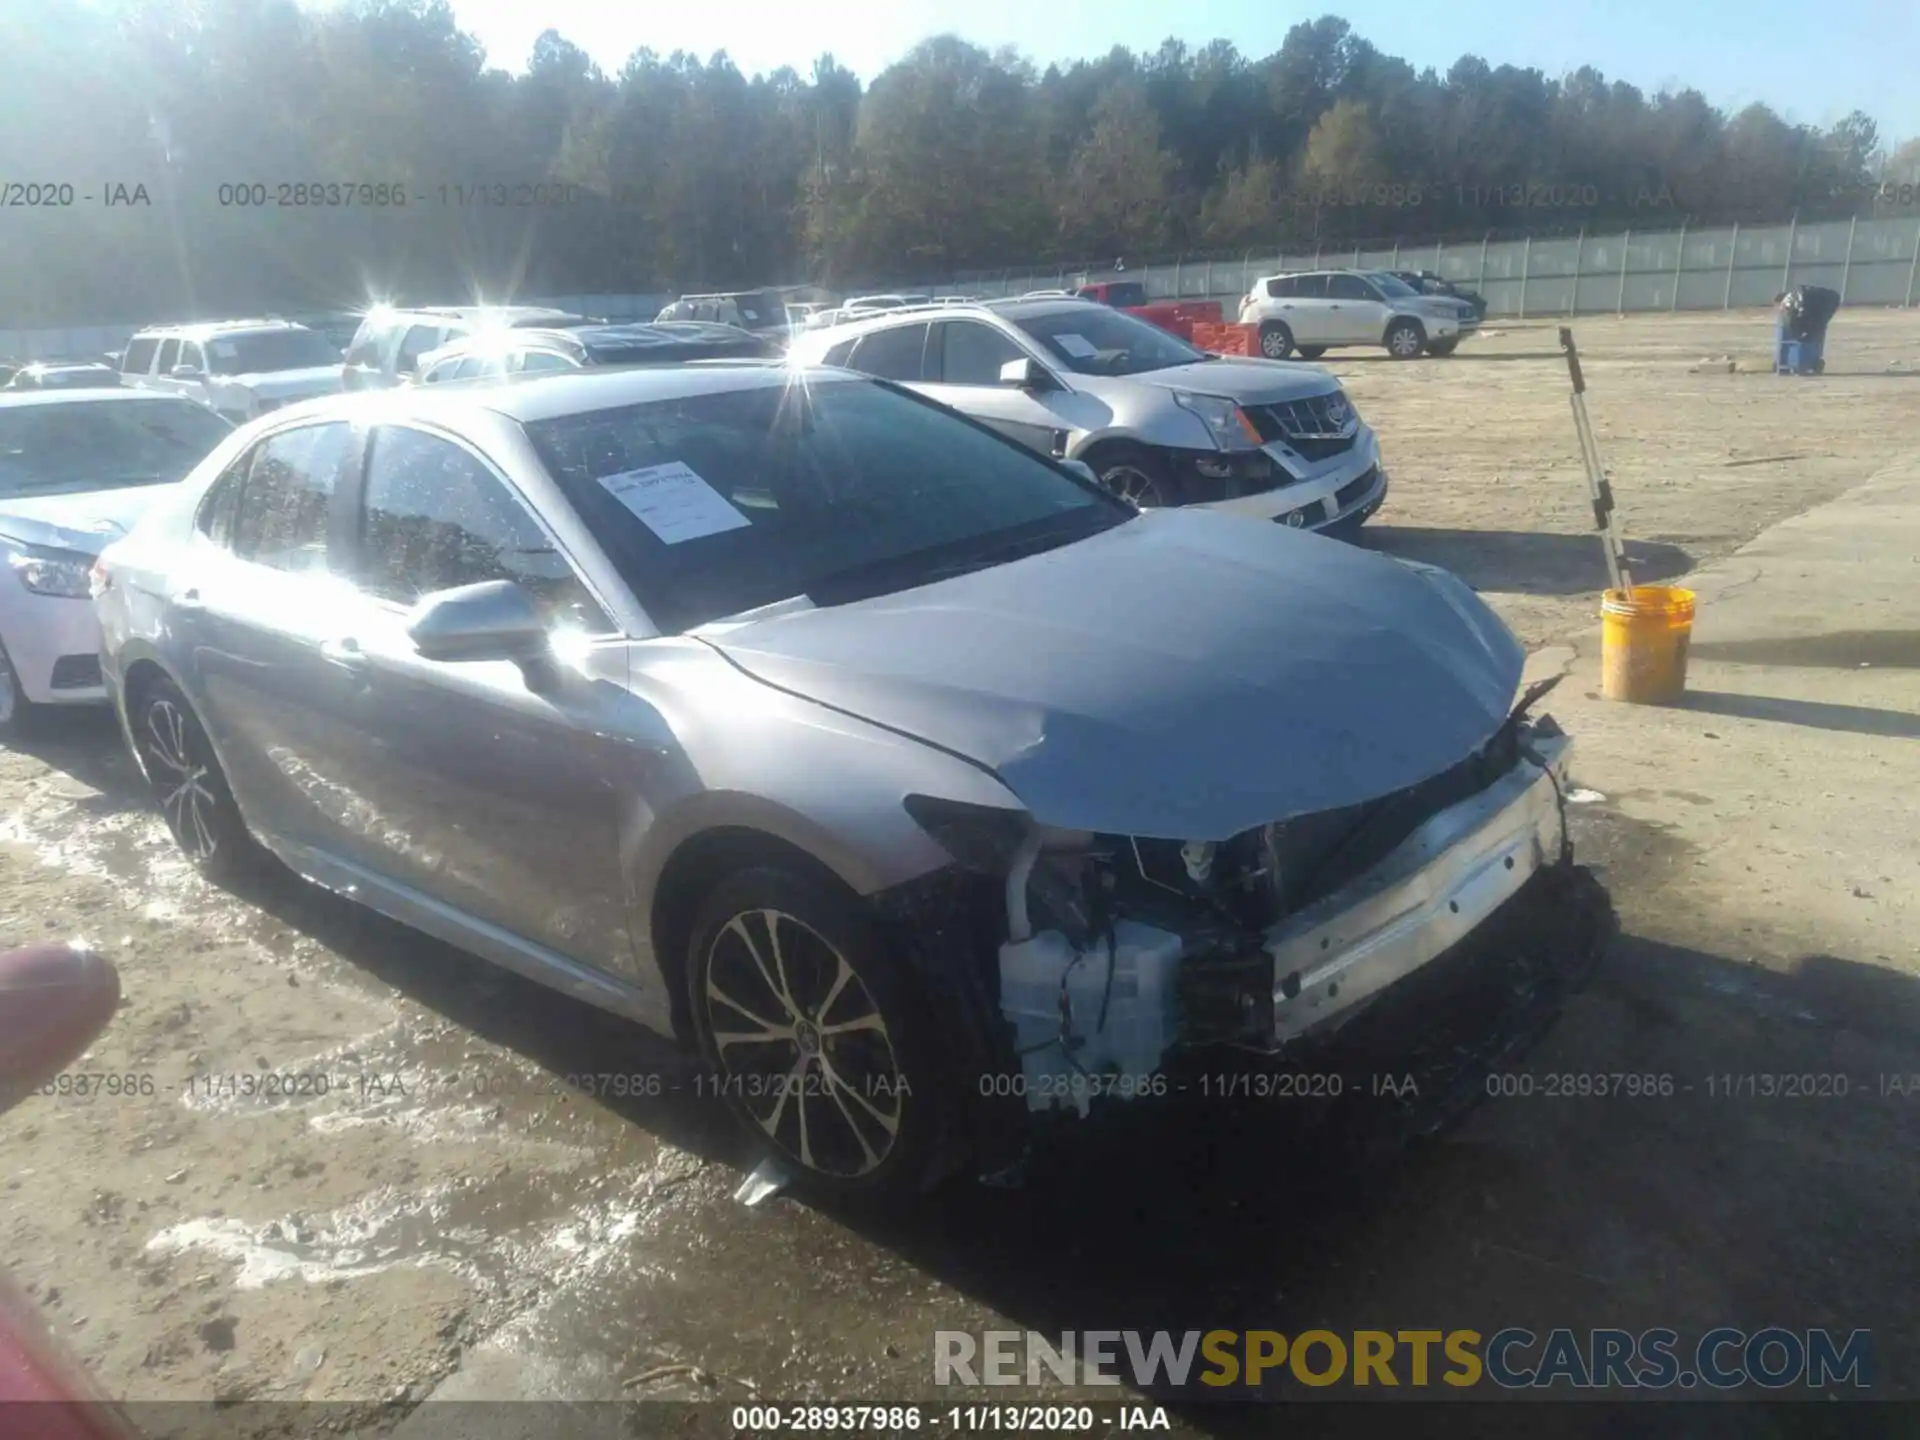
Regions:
[[1600, 585, 1695, 704]]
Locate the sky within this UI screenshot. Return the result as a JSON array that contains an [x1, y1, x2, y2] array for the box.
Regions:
[[440, 0, 1919, 145]]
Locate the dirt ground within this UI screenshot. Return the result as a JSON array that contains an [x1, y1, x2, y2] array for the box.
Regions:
[[3, 307, 1919, 1436]]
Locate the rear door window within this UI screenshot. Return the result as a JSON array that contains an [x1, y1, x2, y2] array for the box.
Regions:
[[1327, 274, 1374, 301], [1290, 275, 1330, 298], [122, 337, 159, 375], [155, 339, 180, 373], [230, 422, 354, 573], [847, 323, 930, 382]]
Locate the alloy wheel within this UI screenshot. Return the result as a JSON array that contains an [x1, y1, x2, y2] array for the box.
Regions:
[[1389, 325, 1422, 358], [701, 908, 905, 1178], [1260, 330, 1291, 359], [1100, 465, 1169, 508], [141, 698, 220, 860]]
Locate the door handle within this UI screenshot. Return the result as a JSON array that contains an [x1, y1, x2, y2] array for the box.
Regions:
[[319, 637, 366, 669]]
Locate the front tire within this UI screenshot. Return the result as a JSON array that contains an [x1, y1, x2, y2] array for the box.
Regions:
[[1384, 319, 1426, 360], [0, 640, 44, 742], [686, 866, 941, 1202], [1085, 443, 1178, 508], [130, 676, 263, 883], [1257, 322, 1295, 360]]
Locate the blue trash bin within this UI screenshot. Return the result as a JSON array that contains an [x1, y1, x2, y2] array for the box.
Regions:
[[1799, 333, 1825, 374]]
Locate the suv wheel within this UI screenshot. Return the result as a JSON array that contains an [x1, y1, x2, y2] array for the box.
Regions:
[[687, 866, 941, 1202], [1385, 319, 1426, 360], [1258, 322, 1295, 360], [1086, 444, 1177, 508]]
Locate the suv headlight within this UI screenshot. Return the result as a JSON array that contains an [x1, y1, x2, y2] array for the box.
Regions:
[[7, 543, 95, 598], [1171, 391, 1263, 452]]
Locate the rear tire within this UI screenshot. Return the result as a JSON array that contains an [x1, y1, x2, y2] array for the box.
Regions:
[[686, 866, 942, 1203], [1385, 319, 1426, 360], [1257, 322, 1295, 360], [129, 675, 265, 884], [0, 640, 44, 742], [1295, 345, 1328, 360]]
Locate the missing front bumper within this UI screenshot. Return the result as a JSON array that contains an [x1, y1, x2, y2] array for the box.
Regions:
[[1263, 732, 1575, 1046]]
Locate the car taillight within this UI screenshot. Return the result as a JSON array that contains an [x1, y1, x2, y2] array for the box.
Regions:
[[88, 560, 111, 598]]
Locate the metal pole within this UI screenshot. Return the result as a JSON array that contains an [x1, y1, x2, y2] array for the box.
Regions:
[[1560, 328, 1632, 593], [1478, 232, 1490, 296], [1906, 220, 1920, 307], [1618, 228, 1630, 315], [1435, 238, 1444, 274], [1518, 234, 1532, 319], [1173, 256, 1182, 298], [1839, 214, 1857, 304], [1670, 221, 1686, 311], [1724, 222, 1739, 309], [1781, 211, 1797, 294], [1352, 242, 1361, 268], [1392, 239, 1400, 267], [1569, 227, 1584, 316]]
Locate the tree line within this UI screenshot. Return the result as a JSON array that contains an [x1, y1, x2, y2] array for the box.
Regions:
[[0, 0, 1912, 326]]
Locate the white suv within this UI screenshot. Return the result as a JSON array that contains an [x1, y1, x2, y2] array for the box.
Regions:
[[120, 320, 345, 423], [1239, 270, 1471, 361]]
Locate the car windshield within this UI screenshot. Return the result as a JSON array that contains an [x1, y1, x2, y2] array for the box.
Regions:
[[1010, 306, 1208, 376], [524, 377, 1130, 632], [1369, 272, 1418, 298], [204, 330, 340, 375], [0, 399, 232, 498]]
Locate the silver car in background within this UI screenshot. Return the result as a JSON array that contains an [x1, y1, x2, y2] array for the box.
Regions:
[[94, 364, 1608, 1200], [785, 298, 1387, 534]]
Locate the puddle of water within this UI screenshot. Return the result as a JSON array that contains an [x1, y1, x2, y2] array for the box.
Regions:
[[146, 1151, 703, 1299]]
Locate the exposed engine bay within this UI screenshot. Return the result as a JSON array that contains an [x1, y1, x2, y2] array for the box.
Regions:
[[983, 680, 1608, 1117]]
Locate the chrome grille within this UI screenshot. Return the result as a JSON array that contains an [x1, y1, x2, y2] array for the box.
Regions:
[[1246, 392, 1359, 462]]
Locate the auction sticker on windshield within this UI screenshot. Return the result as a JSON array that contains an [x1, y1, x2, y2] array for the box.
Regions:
[[597, 460, 751, 543], [1054, 333, 1098, 358]]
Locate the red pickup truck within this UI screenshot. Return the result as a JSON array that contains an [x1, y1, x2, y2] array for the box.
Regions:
[[1073, 281, 1222, 341]]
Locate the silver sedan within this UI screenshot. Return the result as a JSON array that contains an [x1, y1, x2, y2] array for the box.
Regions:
[[94, 364, 1609, 1199]]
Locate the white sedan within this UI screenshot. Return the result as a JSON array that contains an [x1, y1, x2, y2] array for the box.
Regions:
[[0, 391, 232, 737]]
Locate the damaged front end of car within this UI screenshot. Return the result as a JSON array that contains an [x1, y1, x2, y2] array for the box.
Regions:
[[872, 677, 1617, 1182]]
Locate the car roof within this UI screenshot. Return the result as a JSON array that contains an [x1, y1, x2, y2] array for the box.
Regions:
[[383, 305, 587, 327], [0, 388, 201, 410], [422, 322, 767, 366], [262, 362, 852, 428], [132, 319, 315, 340]]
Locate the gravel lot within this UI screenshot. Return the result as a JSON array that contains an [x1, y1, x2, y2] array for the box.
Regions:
[[4, 307, 1919, 1435]]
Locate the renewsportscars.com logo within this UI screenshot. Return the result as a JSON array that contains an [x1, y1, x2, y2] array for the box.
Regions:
[[934, 1328, 1874, 1391]]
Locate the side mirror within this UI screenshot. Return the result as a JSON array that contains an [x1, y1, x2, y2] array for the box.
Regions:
[[170, 364, 203, 380], [406, 580, 550, 671], [999, 357, 1048, 390], [1060, 458, 1100, 487]]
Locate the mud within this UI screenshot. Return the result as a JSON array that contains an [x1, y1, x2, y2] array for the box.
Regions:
[[5, 309, 1920, 1432]]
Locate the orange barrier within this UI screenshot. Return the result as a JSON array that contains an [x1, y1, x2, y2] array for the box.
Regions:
[[1190, 322, 1260, 358]]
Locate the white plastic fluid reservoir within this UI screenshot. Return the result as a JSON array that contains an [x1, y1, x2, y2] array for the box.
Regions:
[[997, 930, 1076, 1062]]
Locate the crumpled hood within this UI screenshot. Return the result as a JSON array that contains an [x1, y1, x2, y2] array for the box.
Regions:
[[221, 365, 343, 399], [1101, 358, 1339, 405], [705, 510, 1525, 839], [0, 483, 171, 555]]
